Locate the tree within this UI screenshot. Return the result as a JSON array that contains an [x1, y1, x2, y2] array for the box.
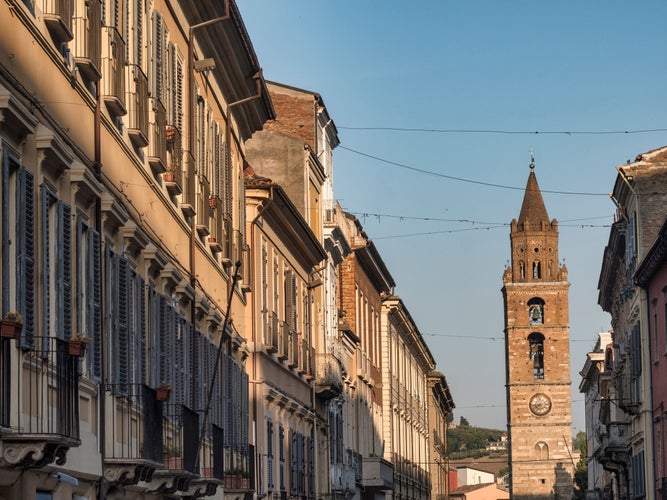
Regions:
[[460, 416, 470, 427], [446, 412, 454, 425], [572, 431, 588, 500]]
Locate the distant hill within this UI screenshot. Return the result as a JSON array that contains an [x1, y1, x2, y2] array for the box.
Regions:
[[448, 424, 506, 460]]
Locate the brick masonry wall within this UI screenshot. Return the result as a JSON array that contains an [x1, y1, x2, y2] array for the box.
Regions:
[[264, 91, 316, 150]]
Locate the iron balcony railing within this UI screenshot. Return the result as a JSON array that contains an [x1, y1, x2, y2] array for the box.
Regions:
[[104, 383, 163, 465], [71, 0, 102, 80], [161, 403, 199, 474], [12, 336, 80, 440], [126, 65, 149, 147], [264, 311, 279, 353], [0, 339, 10, 429], [101, 27, 127, 117], [148, 98, 167, 174]]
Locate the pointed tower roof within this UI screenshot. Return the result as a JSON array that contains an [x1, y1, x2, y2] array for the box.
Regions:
[[517, 163, 550, 226]]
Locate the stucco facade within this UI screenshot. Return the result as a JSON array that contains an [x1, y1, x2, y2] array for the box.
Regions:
[[0, 0, 273, 498]]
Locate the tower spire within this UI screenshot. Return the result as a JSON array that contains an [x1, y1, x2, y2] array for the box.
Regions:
[[517, 156, 549, 227]]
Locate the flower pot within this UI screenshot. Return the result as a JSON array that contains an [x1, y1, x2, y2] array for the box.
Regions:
[[156, 387, 171, 401], [209, 196, 218, 209], [163, 171, 175, 182], [68, 339, 88, 357], [0, 319, 22, 339]]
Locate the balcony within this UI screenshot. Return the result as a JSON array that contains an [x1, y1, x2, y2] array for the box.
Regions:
[[103, 384, 163, 486], [0, 337, 80, 468], [148, 99, 167, 174], [299, 339, 314, 378], [264, 311, 279, 353], [277, 323, 289, 361], [145, 404, 199, 495], [314, 353, 343, 400], [101, 27, 127, 117], [287, 331, 298, 369], [125, 65, 149, 147], [361, 457, 394, 491], [223, 443, 252, 493], [596, 421, 630, 474], [71, 0, 101, 81], [182, 419, 224, 498], [164, 126, 183, 194], [43, 0, 73, 44]]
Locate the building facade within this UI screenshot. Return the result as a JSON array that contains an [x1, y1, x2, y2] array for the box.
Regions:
[[579, 331, 618, 499], [244, 169, 326, 499], [382, 296, 435, 500], [427, 371, 454, 500], [502, 163, 574, 499], [597, 148, 667, 500], [0, 0, 273, 498]]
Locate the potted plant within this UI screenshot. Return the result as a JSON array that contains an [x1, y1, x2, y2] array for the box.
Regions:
[[156, 382, 172, 401], [1, 311, 23, 339], [208, 195, 218, 209], [163, 171, 175, 182], [163, 444, 182, 470], [68, 333, 91, 356]]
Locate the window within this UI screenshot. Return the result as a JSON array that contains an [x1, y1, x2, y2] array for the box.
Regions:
[[41, 185, 72, 345], [528, 297, 545, 325], [2, 156, 36, 348], [150, 10, 167, 105], [631, 450, 646, 498], [535, 441, 549, 460], [529, 332, 545, 379], [76, 219, 101, 380], [532, 261, 541, 279], [267, 420, 274, 490]]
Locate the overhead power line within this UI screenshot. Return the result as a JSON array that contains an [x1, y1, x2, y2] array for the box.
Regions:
[[339, 145, 609, 196], [338, 126, 667, 136]]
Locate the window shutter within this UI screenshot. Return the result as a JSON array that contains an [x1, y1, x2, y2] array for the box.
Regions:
[[56, 201, 72, 341], [148, 285, 159, 386], [41, 187, 51, 345], [136, 275, 146, 385], [116, 255, 129, 392], [18, 168, 35, 349], [89, 228, 102, 380]]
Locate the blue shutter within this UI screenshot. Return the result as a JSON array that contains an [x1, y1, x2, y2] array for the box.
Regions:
[[136, 275, 146, 385], [41, 187, 51, 347], [18, 168, 35, 349], [148, 286, 159, 386], [116, 256, 129, 393], [1, 151, 9, 314], [158, 294, 170, 386], [89, 228, 102, 381], [57, 201, 72, 340]]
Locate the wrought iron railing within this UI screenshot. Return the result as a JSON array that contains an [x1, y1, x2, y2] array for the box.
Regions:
[[161, 404, 199, 474], [264, 311, 279, 352], [148, 98, 167, 174], [0, 339, 11, 428], [101, 27, 126, 117], [104, 383, 163, 463], [12, 336, 80, 439], [198, 421, 224, 480], [126, 65, 149, 147]]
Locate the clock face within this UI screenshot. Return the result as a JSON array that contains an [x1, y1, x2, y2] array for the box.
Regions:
[[529, 393, 552, 416]]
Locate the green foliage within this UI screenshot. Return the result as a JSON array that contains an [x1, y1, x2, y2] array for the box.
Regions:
[[447, 423, 504, 454], [572, 431, 587, 455], [460, 416, 470, 427]]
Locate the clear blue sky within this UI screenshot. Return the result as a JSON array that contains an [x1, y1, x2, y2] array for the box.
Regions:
[[239, 1, 667, 432]]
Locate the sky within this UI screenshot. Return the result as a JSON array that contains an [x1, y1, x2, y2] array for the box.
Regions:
[[238, 1, 667, 432]]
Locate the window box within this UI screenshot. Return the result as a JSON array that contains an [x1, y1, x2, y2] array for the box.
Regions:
[[68, 334, 91, 356], [156, 382, 172, 401], [1, 312, 23, 340]]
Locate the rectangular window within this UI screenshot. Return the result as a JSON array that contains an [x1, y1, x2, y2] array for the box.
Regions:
[[41, 186, 72, 346], [76, 219, 102, 379]]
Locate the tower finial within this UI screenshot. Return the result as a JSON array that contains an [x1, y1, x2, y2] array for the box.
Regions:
[[529, 148, 535, 171]]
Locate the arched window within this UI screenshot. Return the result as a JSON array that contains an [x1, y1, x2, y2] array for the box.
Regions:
[[519, 261, 525, 279], [528, 332, 545, 379], [533, 261, 541, 279], [528, 297, 545, 325], [535, 441, 549, 460]]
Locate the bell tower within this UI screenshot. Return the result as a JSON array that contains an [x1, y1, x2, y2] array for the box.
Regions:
[[502, 161, 574, 499]]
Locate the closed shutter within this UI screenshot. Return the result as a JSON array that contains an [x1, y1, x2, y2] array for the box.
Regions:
[[148, 285, 159, 386], [135, 275, 146, 385], [18, 168, 35, 349], [116, 255, 129, 393], [89, 228, 102, 380], [57, 201, 72, 341], [41, 187, 51, 347]]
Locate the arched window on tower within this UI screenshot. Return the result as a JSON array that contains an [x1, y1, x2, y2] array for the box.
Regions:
[[533, 261, 541, 279], [548, 260, 553, 278], [519, 261, 525, 280], [528, 297, 545, 325], [529, 333, 545, 379], [535, 441, 549, 460]]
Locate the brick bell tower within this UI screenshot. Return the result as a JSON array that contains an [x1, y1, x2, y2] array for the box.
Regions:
[[502, 161, 574, 500]]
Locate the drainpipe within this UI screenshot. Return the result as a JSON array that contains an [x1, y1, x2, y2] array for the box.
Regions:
[[93, 77, 107, 500]]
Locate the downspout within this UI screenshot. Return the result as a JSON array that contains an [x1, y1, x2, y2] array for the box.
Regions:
[[94, 78, 106, 500]]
